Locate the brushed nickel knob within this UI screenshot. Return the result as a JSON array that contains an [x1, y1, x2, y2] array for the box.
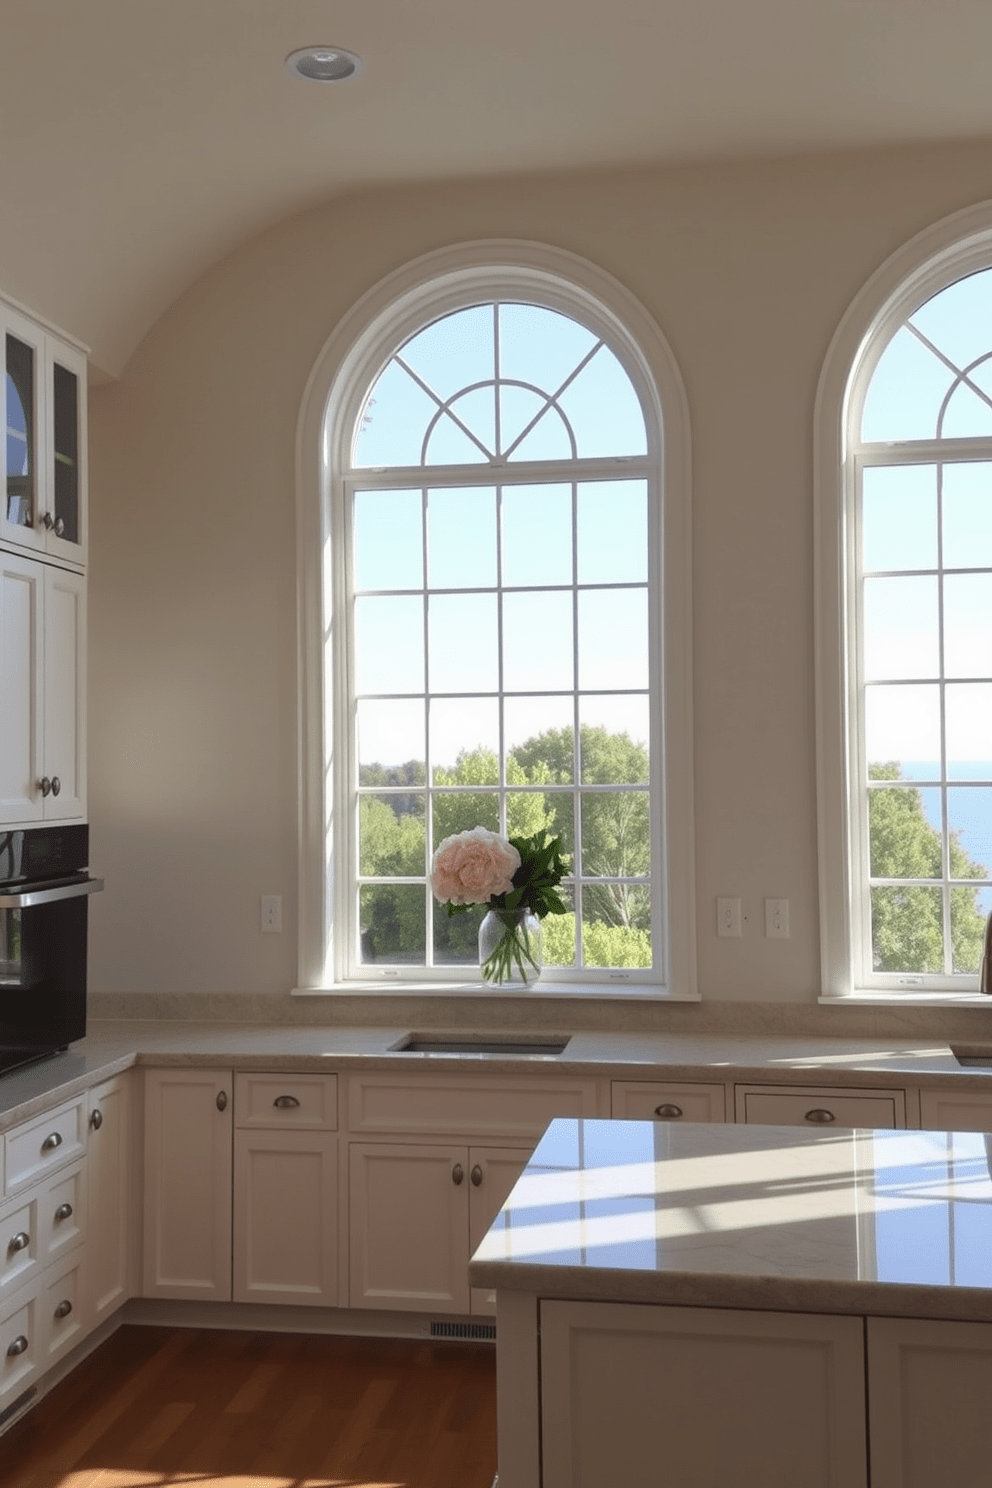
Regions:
[[89, 1108, 103, 1130], [470, 1164, 483, 1187], [41, 511, 54, 530], [216, 1090, 228, 1112], [39, 776, 52, 797], [452, 1163, 464, 1186], [7, 1232, 30, 1255], [53, 1300, 72, 1320], [54, 1203, 73, 1222], [51, 776, 61, 797], [53, 516, 65, 537], [6, 1335, 28, 1357]]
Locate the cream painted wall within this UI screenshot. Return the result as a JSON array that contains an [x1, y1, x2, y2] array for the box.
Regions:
[[85, 137, 992, 1001]]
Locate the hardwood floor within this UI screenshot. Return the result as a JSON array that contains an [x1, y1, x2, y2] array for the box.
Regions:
[[0, 1327, 499, 1488]]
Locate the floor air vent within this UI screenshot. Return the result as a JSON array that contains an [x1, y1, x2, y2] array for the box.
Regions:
[[430, 1320, 496, 1341]]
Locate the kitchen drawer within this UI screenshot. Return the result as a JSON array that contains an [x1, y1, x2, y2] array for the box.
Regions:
[[735, 1085, 906, 1129], [919, 1089, 992, 1134], [235, 1072, 338, 1130], [0, 1279, 40, 1414], [5, 1098, 85, 1195], [346, 1073, 604, 1140], [0, 1160, 85, 1297], [39, 1255, 84, 1367], [612, 1081, 727, 1122]]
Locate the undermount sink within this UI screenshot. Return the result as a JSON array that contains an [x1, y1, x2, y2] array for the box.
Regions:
[[953, 1050, 992, 1068], [390, 1033, 571, 1057]]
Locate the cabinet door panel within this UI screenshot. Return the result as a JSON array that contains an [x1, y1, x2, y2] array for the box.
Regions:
[[541, 1300, 867, 1488], [42, 566, 85, 821], [143, 1070, 232, 1300], [468, 1147, 531, 1316], [349, 1142, 468, 1312], [233, 1130, 338, 1306], [0, 553, 42, 823], [86, 1075, 132, 1324], [868, 1316, 992, 1488]]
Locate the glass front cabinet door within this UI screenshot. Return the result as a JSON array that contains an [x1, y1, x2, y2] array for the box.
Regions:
[[2, 302, 87, 569]]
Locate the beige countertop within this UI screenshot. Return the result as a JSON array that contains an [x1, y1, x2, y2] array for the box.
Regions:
[[0, 1019, 990, 1135], [468, 1116, 992, 1322]]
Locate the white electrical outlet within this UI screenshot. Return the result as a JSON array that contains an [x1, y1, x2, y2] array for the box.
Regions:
[[261, 895, 282, 933], [716, 897, 742, 938], [765, 898, 789, 938]]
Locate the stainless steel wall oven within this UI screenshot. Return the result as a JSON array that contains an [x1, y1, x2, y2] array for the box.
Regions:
[[0, 824, 102, 1076]]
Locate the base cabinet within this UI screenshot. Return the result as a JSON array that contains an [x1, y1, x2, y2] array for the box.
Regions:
[[143, 1069, 232, 1300], [349, 1142, 530, 1315], [86, 1074, 134, 1326], [867, 1316, 992, 1488], [538, 1300, 867, 1488]]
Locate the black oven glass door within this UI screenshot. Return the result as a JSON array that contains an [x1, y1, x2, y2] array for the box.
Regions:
[[0, 876, 102, 1053]]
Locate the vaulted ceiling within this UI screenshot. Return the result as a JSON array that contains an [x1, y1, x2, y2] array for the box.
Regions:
[[5, 0, 992, 377]]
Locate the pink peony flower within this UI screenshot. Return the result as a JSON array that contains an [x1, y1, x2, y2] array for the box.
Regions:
[[430, 827, 521, 906]]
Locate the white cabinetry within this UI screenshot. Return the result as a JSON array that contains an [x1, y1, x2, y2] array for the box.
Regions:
[[919, 1087, 992, 1133], [0, 552, 85, 824], [735, 1083, 906, 1128], [538, 1300, 867, 1488], [232, 1073, 338, 1307], [86, 1074, 134, 1326], [143, 1069, 232, 1301], [611, 1079, 727, 1122], [345, 1072, 604, 1318], [1, 301, 87, 570]]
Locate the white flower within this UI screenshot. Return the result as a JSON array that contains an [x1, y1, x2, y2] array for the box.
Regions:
[[430, 827, 521, 906]]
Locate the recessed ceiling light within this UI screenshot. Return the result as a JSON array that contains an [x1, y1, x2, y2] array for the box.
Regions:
[[285, 46, 363, 84]]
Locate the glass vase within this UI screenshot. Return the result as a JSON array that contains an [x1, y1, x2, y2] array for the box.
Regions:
[[478, 907, 545, 986]]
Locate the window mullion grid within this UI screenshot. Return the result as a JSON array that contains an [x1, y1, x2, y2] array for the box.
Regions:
[[422, 481, 434, 968], [571, 477, 583, 969], [496, 480, 507, 837], [936, 461, 952, 975], [852, 455, 875, 986]]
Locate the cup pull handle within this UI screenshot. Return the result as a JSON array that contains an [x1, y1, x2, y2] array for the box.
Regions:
[[41, 1132, 63, 1152], [804, 1108, 836, 1124], [6, 1335, 28, 1357], [7, 1231, 30, 1255], [654, 1103, 684, 1119], [273, 1095, 301, 1109], [53, 1300, 73, 1321]]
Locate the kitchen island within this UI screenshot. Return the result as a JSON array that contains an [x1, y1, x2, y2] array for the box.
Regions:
[[469, 1118, 992, 1488]]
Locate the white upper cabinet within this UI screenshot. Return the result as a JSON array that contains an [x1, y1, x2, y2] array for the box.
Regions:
[[1, 300, 87, 572]]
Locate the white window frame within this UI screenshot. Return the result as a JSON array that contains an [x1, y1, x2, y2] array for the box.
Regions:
[[294, 240, 696, 998], [816, 201, 992, 1003]]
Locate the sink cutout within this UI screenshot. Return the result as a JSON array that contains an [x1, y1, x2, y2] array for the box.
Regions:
[[391, 1034, 570, 1057]]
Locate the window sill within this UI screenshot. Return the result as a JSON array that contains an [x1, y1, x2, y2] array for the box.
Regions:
[[819, 991, 992, 1008], [293, 980, 700, 1002]]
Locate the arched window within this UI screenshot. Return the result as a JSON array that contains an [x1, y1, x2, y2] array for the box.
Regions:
[[817, 207, 992, 999], [296, 243, 695, 995]]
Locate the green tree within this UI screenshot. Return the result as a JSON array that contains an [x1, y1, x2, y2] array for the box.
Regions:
[[868, 763, 986, 974]]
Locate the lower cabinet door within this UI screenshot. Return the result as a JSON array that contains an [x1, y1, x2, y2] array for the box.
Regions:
[[468, 1147, 532, 1316], [867, 1316, 992, 1488], [539, 1300, 867, 1488], [233, 1130, 338, 1306], [349, 1142, 469, 1312], [41, 1255, 84, 1367], [143, 1069, 233, 1300]]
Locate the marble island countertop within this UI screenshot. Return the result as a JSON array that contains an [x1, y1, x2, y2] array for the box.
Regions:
[[469, 1116, 992, 1322], [1, 1018, 991, 1134]]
